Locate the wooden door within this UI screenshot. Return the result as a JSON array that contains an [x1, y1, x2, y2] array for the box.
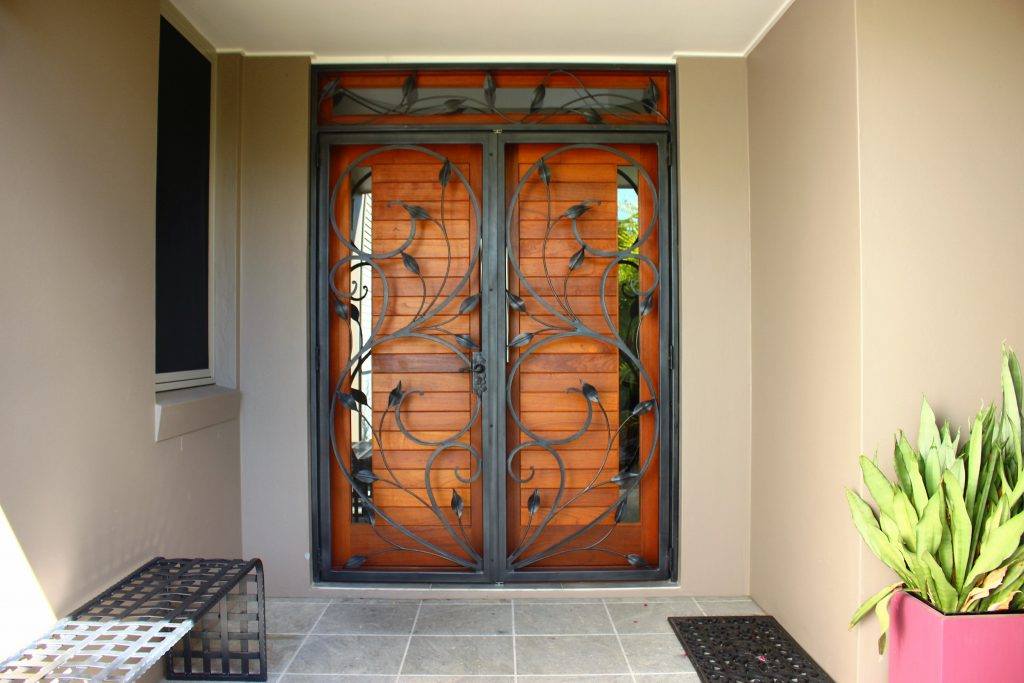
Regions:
[[326, 143, 487, 574], [322, 138, 668, 580], [503, 143, 663, 573]]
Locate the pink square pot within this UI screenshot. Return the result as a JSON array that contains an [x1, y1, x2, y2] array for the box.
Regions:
[[889, 591, 1024, 682]]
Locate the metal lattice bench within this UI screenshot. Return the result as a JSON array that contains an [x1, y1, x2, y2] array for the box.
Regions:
[[0, 558, 267, 682]]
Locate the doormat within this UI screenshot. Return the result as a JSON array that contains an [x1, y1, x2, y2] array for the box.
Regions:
[[668, 615, 834, 682]]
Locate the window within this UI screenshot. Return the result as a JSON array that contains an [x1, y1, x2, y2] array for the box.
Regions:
[[155, 17, 213, 391]]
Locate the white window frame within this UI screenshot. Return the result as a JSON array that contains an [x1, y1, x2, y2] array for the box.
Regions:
[[155, 6, 219, 394]]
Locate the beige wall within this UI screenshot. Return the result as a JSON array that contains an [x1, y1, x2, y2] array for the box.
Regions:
[[747, 0, 863, 680], [235, 57, 754, 597], [855, 1, 1024, 680], [677, 57, 752, 596], [237, 56, 314, 595], [0, 0, 241, 656], [748, 0, 1024, 680]]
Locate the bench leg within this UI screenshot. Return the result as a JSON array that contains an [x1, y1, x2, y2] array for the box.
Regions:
[[164, 561, 267, 681]]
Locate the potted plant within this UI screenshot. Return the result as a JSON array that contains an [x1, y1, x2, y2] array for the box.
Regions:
[[848, 346, 1024, 682]]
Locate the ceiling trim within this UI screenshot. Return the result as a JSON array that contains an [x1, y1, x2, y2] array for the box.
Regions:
[[742, 0, 796, 56], [307, 53, 680, 65]]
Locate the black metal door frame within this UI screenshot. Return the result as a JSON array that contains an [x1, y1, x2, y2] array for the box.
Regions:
[[308, 65, 679, 585]]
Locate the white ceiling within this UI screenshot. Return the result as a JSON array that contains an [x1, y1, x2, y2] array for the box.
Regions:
[[170, 0, 793, 62]]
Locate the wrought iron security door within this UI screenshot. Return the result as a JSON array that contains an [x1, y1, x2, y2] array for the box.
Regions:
[[311, 67, 677, 584]]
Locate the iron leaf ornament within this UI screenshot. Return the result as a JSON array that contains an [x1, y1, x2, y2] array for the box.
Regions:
[[458, 293, 480, 314], [529, 83, 546, 113], [438, 159, 453, 187], [506, 291, 527, 312], [568, 248, 586, 272], [537, 159, 552, 186], [354, 469, 378, 484], [344, 555, 367, 569], [454, 334, 480, 350], [450, 489, 465, 519], [401, 252, 421, 275], [509, 331, 534, 349], [527, 489, 541, 516], [387, 381, 404, 409], [483, 72, 497, 109]]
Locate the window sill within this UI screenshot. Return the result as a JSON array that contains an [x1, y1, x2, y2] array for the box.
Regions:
[[154, 384, 240, 441]]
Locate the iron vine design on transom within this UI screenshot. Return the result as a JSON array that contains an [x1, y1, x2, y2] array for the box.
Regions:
[[504, 144, 660, 570], [319, 70, 667, 125]]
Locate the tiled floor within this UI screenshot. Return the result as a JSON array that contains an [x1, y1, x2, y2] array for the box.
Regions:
[[262, 595, 763, 683]]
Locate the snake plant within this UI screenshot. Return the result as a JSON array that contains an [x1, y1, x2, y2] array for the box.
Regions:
[[848, 346, 1024, 653]]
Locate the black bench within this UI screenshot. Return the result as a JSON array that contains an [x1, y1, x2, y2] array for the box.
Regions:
[[0, 557, 267, 682]]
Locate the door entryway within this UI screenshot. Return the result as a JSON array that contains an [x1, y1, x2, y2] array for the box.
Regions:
[[310, 67, 677, 583]]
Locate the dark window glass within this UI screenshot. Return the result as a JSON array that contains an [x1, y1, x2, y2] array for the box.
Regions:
[[155, 18, 211, 375]]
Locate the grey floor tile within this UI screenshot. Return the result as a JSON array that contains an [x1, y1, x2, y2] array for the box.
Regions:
[[332, 597, 424, 603], [696, 597, 764, 616], [267, 599, 330, 634], [512, 597, 603, 604], [281, 676, 395, 682], [414, 602, 512, 635], [267, 634, 304, 673], [603, 595, 694, 603], [515, 635, 630, 675], [513, 602, 614, 635], [607, 599, 701, 634], [400, 636, 514, 676], [314, 600, 420, 635], [619, 634, 695, 674], [419, 598, 511, 604], [288, 635, 408, 675], [399, 677, 513, 682], [517, 677, 632, 683], [634, 675, 701, 682]]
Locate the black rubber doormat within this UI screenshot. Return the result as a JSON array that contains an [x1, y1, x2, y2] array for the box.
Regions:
[[668, 615, 834, 682]]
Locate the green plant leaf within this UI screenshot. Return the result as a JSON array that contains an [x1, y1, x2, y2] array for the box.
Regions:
[[923, 446, 942, 497], [938, 524, 954, 580], [965, 509, 1024, 591], [860, 455, 896, 520], [892, 489, 920, 552], [943, 470, 972, 590], [850, 582, 902, 628], [847, 490, 911, 582], [918, 398, 941, 454], [876, 590, 894, 654], [1008, 345, 1024, 418], [920, 552, 958, 613], [916, 489, 945, 557], [896, 434, 928, 515], [965, 415, 984, 516]]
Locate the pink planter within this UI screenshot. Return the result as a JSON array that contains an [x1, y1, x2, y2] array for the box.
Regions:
[[889, 591, 1024, 682]]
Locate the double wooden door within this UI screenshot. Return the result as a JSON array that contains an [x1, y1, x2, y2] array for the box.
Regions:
[[316, 133, 672, 582]]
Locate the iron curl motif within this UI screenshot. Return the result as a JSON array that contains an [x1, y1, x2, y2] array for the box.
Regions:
[[505, 144, 660, 571], [328, 145, 485, 571], [319, 70, 668, 126]]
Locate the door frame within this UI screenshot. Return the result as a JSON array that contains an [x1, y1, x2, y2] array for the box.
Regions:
[[307, 65, 680, 585]]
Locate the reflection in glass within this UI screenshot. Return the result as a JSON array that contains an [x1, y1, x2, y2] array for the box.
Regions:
[[349, 168, 375, 523], [616, 167, 641, 523]]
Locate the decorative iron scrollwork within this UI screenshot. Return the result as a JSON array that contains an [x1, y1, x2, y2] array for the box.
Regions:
[[329, 145, 484, 571], [504, 144, 661, 571], [319, 70, 668, 126]]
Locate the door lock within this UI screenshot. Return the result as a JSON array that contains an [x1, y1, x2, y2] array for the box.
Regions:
[[471, 351, 486, 396]]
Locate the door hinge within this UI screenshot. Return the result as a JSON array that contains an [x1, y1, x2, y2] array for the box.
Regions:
[[669, 343, 676, 370]]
